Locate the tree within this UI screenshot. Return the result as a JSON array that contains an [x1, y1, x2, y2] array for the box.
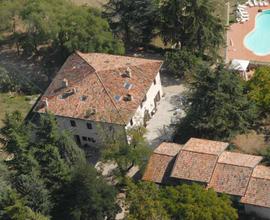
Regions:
[[176, 65, 257, 142], [56, 6, 125, 56], [160, 0, 224, 57], [53, 164, 120, 220], [164, 49, 203, 78], [247, 66, 270, 116], [102, 126, 151, 183], [126, 180, 170, 220], [162, 184, 238, 220], [126, 181, 238, 220], [1, 0, 124, 57], [1, 111, 121, 219], [104, 0, 159, 48]]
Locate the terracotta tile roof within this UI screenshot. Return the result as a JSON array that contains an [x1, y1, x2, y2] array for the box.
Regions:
[[153, 142, 182, 156], [171, 150, 218, 183], [208, 163, 253, 196], [252, 165, 270, 180], [218, 152, 262, 168], [35, 52, 163, 124], [142, 153, 176, 184], [241, 166, 270, 208], [183, 138, 228, 155]]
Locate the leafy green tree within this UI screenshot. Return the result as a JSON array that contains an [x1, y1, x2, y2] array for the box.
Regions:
[[160, 0, 224, 56], [126, 180, 170, 220], [176, 65, 257, 142], [102, 126, 151, 182], [247, 66, 270, 116], [162, 184, 238, 220], [18, 0, 124, 56], [104, 0, 159, 48], [53, 163, 120, 220], [56, 6, 124, 56], [164, 49, 203, 78]]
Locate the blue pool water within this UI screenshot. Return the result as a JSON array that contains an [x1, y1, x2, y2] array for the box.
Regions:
[[244, 10, 270, 56]]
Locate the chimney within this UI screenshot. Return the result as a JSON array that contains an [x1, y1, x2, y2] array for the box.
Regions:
[[124, 94, 133, 102], [126, 67, 132, 78], [43, 98, 49, 108], [62, 78, 69, 88], [72, 88, 77, 94]]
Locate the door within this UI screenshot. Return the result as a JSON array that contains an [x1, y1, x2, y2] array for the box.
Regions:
[[154, 91, 161, 109], [143, 110, 151, 127], [74, 135, 81, 146]]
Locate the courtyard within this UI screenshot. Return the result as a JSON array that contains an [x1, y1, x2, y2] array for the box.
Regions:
[[145, 72, 187, 148]]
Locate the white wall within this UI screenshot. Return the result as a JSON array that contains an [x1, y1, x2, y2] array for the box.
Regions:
[[55, 116, 126, 147], [245, 204, 270, 219], [126, 72, 163, 129]]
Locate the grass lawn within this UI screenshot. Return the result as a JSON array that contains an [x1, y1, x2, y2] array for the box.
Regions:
[[71, 0, 107, 7], [0, 93, 34, 128]]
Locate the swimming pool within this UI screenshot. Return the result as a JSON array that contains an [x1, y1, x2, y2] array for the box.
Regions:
[[244, 10, 270, 56]]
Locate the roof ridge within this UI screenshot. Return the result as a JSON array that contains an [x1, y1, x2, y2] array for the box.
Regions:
[[76, 52, 126, 125]]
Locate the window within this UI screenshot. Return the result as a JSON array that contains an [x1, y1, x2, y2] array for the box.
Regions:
[[87, 123, 92, 129], [124, 82, 133, 90], [87, 137, 96, 143], [82, 136, 87, 141], [153, 78, 156, 85], [70, 120, 76, 127], [114, 95, 122, 102], [130, 119, 133, 126]]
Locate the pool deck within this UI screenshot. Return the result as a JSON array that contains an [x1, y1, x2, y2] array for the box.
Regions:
[[227, 5, 270, 63]]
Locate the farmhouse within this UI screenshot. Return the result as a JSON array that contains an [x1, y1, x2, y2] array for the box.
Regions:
[[143, 138, 270, 219], [34, 51, 163, 147]]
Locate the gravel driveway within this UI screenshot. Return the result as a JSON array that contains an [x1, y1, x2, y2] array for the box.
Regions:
[[145, 73, 187, 148]]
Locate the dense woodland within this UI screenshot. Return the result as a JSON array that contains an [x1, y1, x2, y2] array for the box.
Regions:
[[1, 0, 270, 219]]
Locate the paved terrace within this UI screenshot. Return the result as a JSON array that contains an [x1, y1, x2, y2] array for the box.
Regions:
[[227, 5, 270, 63]]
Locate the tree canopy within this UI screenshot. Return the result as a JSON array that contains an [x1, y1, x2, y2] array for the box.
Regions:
[[126, 180, 238, 220], [247, 66, 270, 116], [104, 0, 159, 48], [0, 0, 124, 57], [176, 65, 257, 142], [160, 0, 224, 56], [0, 111, 119, 219], [101, 126, 151, 184]]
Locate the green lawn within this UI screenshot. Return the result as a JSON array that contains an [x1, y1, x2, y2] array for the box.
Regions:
[[71, 0, 107, 8], [0, 93, 34, 128]]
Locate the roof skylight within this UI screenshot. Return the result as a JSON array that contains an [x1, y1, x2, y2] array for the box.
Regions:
[[114, 95, 122, 102], [124, 82, 133, 90]]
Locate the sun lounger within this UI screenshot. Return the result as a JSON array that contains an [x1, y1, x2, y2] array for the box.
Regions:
[[253, 0, 259, 6], [238, 10, 249, 17], [238, 8, 249, 14], [259, 0, 264, 6], [238, 4, 248, 8], [263, 0, 269, 6], [246, 0, 255, 6]]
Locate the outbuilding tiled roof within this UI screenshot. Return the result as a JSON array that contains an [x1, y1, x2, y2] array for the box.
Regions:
[[241, 166, 270, 208], [35, 52, 163, 125], [183, 138, 228, 155], [143, 142, 182, 184], [153, 142, 183, 156], [208, 163, 253, 196], [170, 138, 228, 183], [218, 152, 262, 168], [171, 150, 218, 183], [143, 138, 270, 207]]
